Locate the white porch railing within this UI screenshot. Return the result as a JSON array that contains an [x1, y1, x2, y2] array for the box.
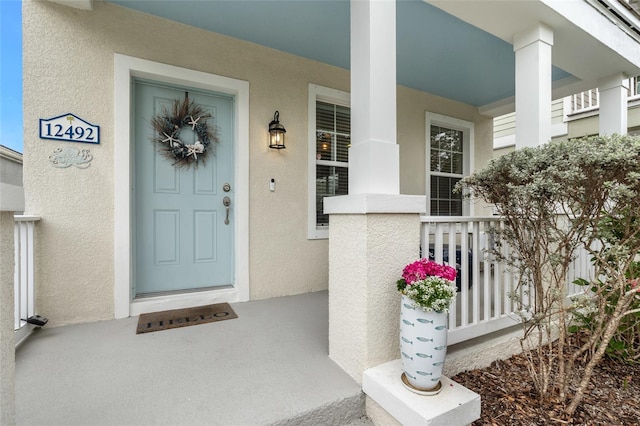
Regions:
[[420, 216, 591, 345], [14, 215, 40, 345], [570, 76, 640, 115]]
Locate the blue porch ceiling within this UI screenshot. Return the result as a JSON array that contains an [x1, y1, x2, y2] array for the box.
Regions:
[[108, 0, 571, 108]]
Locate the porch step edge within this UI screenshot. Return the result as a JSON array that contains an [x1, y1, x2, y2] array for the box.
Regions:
[[269, 391, 367, 426]]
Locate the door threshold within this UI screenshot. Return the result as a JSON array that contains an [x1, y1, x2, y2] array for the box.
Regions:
[[135, 285, 234, 300], [130, 286, 238, 317]]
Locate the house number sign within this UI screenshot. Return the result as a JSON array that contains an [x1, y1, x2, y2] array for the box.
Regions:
[[39, 113, 100, 144]]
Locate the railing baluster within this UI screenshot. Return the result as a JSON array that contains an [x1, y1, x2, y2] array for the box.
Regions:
[[482, 221, 491, 321], [27, 221, 35, 320], [460, 221, 469, 327], [13, 215, 41, 343], [471, 221, 480, 324], [448, 222, 457, 328], [501, 221, 511, 316], [14, 223, 21, 330], [420, 219, 429, 259], [434, 223, 444, 264], [20, 222, 28, 328], [492, 220, 501, 318]]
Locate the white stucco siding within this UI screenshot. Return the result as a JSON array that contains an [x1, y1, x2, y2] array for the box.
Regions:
[[328, 213, 420, 382], [23, 2, 115, 325], [23, 0, 493, 325], [0, 212, 16, 424]]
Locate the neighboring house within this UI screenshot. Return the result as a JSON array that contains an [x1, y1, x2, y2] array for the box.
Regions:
[[494, 75, 640, 156], [0, 145, 24, 213], [6, 0, 640, 424]]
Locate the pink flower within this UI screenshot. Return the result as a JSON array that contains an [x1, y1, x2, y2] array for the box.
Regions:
[[630, 279, 640, 292], [401, 258, 457, 285]]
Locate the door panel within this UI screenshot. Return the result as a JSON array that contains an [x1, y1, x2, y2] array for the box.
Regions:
[[154, 155, 179, 193], [194, 210, 216, 262], [195, 165, 216, 194], [134, 81, 234, 296], [154, 209, 180, 265]]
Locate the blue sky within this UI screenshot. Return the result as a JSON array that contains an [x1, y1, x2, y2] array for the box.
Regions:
[[0, 0, 22, 153]]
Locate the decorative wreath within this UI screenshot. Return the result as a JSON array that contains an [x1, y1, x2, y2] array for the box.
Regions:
[[151, 97, 218, 168]]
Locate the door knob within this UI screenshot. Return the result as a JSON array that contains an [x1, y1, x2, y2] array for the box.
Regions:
[[223, 196, 231, 225]]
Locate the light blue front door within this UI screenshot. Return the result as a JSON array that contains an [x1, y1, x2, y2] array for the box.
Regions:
[[134, 80, 234, 296]]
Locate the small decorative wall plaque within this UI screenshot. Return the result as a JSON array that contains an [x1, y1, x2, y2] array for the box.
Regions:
[[49, 147, 93, 169], [39, 113, 100, 144]]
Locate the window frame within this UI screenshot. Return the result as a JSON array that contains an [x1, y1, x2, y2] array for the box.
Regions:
[[308, 84, 350, 239], [425, 112, 474, 216]]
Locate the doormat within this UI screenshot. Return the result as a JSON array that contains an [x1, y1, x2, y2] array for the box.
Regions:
[[136, 303, 237, 334]]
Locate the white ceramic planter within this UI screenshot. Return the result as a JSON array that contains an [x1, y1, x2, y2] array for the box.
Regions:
[[399, 295, 448, 394]]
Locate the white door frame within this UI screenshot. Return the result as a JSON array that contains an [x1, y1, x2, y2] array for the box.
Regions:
[[114, 54, 250, 318]]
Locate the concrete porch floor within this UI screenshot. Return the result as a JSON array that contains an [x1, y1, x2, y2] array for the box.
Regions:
[[15, 291, 371, 426]]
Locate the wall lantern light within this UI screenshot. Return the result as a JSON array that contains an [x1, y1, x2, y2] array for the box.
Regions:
[[268, 111, 286, 149]]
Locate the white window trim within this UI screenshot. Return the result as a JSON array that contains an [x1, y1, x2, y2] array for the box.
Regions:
[[308, 84, 350, 239], [425, 112, 474, 216]]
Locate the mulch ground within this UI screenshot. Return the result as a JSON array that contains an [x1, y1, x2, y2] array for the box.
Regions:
[[452, 351, 640, 425]]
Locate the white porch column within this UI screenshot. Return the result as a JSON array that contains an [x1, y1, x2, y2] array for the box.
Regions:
[[514, 24, 554, 148], [0, 212, 16, 425], [349, 0, 399, 194], [326, 0, 425, 385], [598, 73, 628, 136]]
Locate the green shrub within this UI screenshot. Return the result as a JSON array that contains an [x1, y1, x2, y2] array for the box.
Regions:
[[459, 134, 640, 416]]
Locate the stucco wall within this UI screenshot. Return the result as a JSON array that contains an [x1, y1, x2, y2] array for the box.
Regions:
[[397, 86, 493, 196], [329, 213, 421, 383], [0, 212, 16, 425], [23, 1, 494, 325]]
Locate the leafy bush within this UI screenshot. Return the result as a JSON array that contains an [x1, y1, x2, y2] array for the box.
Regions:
[[571, 242, 640, 363], [458, 135, 640, 416]]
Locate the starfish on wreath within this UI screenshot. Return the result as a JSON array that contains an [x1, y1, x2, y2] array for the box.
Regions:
[[187, 115, 201, 130], [185, 141, 205, 160], [151, 98, 217, 169], [162, 132, 180, 148]]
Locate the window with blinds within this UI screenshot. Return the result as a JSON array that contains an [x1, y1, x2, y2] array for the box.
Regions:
[[315, 101, 350, 227], [428, 120, 469, 216]]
